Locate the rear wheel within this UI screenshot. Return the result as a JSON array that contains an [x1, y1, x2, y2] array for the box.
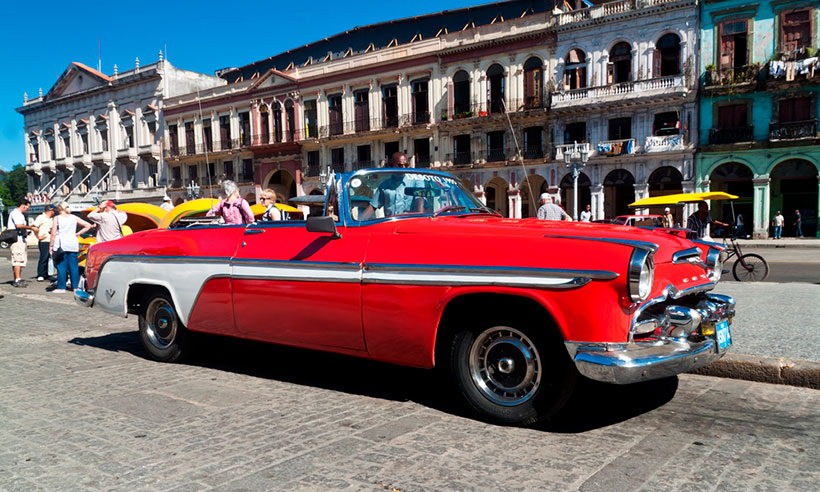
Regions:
[[138, 292, 189, 362], [449, 323, 576, 426], [732, 254, 769, 282]]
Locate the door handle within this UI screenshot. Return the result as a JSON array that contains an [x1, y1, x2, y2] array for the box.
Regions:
[[244, 229, 265, 235]]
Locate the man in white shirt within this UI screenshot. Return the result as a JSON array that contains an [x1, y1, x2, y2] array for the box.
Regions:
[[537, 193, 571, 221], [7, 199, 34, 287], [160, 195, 174, 212], [579, 204, 592, 222], [31, 204, 56, 281], [87, 200, 128, 243]]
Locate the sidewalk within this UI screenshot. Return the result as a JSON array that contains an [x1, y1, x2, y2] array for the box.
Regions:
[[733, 237, 820, 249], [1, 250, 818, 389]]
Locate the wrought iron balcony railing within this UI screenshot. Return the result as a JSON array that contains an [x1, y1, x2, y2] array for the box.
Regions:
[[769, 120, 817, 140], [708, 126, 754, 145]]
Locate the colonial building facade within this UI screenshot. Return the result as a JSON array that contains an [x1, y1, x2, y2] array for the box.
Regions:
[[697, 0, 820, 238], [16, 56, 224, 212], [161, 0, 700, 221]]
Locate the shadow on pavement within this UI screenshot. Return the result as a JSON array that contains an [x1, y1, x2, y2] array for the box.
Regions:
[[69, 330, 680, 432]]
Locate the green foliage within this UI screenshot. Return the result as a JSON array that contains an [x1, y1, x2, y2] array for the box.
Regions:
[[0, 164, 27, 207]]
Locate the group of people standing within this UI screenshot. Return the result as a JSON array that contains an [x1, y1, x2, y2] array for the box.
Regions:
[[4, 199, 127, 294], [536, 193, 594, 222]]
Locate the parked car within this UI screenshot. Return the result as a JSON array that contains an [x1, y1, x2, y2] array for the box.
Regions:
[[74, 169, 735, 426], [613, 214, 664, 227]]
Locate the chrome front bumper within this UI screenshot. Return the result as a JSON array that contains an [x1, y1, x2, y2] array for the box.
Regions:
[[565, 292, 736, 385], [74, 288, 95, 308]]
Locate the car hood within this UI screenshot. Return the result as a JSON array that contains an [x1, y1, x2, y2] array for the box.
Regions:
[[392, 216, 704, 264]]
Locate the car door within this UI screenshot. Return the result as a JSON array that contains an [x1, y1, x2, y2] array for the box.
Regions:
[[231, 221, 368, 352]]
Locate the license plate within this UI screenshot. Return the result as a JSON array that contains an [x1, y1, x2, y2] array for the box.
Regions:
[[716, 320, 732, 352]]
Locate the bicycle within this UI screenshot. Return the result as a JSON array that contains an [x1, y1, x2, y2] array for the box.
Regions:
[[722, 229, 769, 282]]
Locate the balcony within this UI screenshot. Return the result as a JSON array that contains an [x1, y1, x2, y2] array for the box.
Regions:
[[708, 126, 754, 145], [765, 59, 820, 84], [553, 142, 590, 161], [769, 120, 818, 141], [597, 139, 635, 156], [138, 142, 160, 156], [414, 155, 431, 168], [522, 145, 545, 160], [551, 75, 686, 110], [330, 162, 345, 174], [383, 114, 399, 129], [486, 149, 507, 163], [645, 134, 684, 153], [352, 160, 374, 171], [447, 152, 474, 167], [703, 65, 761, 90], [553, 0, 681, 28], [90, 149, 111, 163], [409, 111, 431, 125]]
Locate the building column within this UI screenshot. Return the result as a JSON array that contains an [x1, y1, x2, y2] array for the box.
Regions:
[[633, 182, 649, 215], [591, 184, 604, 222], [682, 179, 696, 221], [752, 177, 771, 239], [252, 101, 261, 145], [508, 189, 521, 219]]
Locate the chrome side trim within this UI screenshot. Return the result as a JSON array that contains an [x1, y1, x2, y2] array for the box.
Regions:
[[365, 263, 619, 280], [542, 235, 659, 254]]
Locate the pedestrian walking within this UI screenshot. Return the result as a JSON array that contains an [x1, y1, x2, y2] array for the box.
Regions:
[[773, 211, 784, 239], [794, 210, 803, 238], [160, 195, 174, 212], [687, 201, 728, 240], [49, 202, 92, 293], [87, 200, 128, 243], [661, 207, 674, 228], [207, 180, 254, 225], [7, 199, 34, 288], [537, 193, 571, 221], [579, 204, 592, 222], [735, 214, 747, 239], [31, 204, 56, 282]]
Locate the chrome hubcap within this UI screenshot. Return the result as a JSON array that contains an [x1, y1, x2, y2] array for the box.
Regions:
[[469, 326, 541, 406], [145, 298, 177, 350]]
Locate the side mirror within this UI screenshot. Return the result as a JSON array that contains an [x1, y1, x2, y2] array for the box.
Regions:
[[306, 215, 342, 239]]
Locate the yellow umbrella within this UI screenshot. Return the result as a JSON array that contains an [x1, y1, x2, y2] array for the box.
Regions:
[[629, 192, 738, 208], [158, 198, 220, 229]]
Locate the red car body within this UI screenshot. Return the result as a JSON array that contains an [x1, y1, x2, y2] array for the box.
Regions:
[[76, 169, 735, 426]]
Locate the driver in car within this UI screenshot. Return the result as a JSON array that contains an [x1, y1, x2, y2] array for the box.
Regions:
[[360, 152, 424, 219]]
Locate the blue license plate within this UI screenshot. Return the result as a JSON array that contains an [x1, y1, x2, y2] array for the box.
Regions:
[[716, 320, 732, 351]]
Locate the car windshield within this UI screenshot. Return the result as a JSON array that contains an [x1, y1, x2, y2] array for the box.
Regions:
[[347, 170, 487, 221]]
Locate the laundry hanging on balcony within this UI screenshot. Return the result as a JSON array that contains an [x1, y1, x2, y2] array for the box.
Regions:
[[597, 139, 633, 156]]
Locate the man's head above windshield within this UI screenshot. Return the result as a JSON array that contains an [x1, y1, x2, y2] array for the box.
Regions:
[[391, 152, 408, 168]]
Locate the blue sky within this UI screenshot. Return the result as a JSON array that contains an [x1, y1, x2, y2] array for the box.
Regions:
[[0, 0, 482, 171]]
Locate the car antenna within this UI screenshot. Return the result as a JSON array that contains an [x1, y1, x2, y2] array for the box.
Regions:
[[197, 89, 214, 200], [500, 99, 535, 211]]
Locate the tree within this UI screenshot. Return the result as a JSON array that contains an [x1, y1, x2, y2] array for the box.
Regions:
[[0, 164, 27, 207]]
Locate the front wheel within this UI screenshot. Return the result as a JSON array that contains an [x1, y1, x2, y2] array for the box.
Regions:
[[732, 253, 769, 282], [138, 292, 189, 362], [449, 324, 576, 426]]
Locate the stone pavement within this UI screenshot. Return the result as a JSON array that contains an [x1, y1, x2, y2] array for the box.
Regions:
[[1, 287, 819, 491]]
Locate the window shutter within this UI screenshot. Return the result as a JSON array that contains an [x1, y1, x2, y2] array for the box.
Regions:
[[523, 69, 533, 101], [653, 49, 662, 78], [578, 66, 587, 89], [447, 80, 454, 120], [606, 63, 614, 84]]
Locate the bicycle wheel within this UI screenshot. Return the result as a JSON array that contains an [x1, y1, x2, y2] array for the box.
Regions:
[[732, 254, 769, 282]]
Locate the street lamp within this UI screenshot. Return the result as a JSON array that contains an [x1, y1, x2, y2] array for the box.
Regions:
[[563, 141, 589, 221], [186, 181, 201, 201]]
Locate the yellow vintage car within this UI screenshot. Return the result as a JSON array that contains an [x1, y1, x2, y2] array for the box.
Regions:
[[158, 199, 302, 229], [78, 203, 168, 268]]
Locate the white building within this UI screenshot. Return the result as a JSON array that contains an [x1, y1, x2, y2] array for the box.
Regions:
[[16, 55, 224, 211]]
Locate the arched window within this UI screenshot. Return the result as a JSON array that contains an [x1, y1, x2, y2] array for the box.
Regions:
[[285, 101, 295, 141], [523, 57, 543, 109], [486, 64, 505, 113], [563, 49, 586, 90], [608, 42, 632, 84], [452, 70, 470, 117], [655, 34, 681, 77], [272, 102, 282, 142]]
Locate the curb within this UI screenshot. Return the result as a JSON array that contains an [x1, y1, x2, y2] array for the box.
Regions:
[[691, 353, 820, 389]]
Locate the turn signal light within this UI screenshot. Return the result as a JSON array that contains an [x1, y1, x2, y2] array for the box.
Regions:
[[701, 322, 716, 336]]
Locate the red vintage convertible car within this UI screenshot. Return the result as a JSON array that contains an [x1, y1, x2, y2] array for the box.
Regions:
[[75, 169, 735, 426]]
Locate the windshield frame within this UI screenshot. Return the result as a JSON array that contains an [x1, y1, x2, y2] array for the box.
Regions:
[[341, 168, 490, 226]]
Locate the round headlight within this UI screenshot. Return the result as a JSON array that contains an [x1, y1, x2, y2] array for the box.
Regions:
[[706, 247, 723, 282], [628, 249, 654, 303]]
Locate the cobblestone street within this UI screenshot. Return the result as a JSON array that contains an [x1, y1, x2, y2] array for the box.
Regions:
[[1, 277, 819, 491]]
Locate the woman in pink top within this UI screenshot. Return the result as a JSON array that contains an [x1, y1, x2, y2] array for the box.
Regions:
[[207, 180, 254, 225]]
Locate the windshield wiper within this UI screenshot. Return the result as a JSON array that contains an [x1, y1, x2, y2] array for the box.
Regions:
[[432, 205, 467, 217], [468, 205, 502, 216]]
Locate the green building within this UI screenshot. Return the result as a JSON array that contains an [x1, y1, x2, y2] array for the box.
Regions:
[[698, 0, 819, 238]]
